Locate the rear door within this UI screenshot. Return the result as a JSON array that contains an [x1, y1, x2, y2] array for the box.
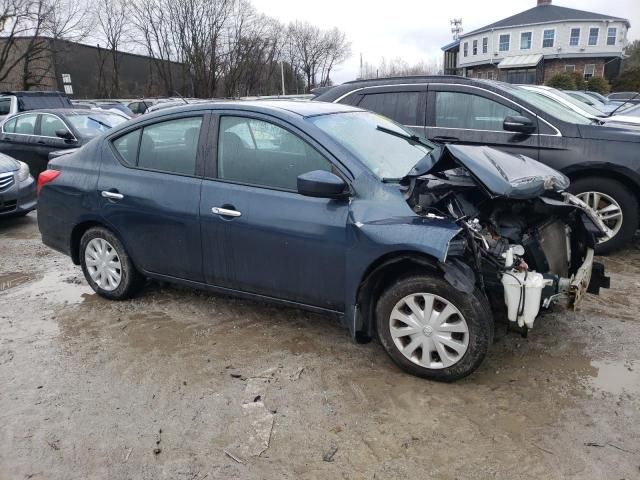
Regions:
[[98, 112, 209, 281], [199, 112, 350, 310], [425, 84, 540, 159]]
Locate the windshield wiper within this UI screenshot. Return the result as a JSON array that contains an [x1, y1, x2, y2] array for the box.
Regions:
[[376, 125, 421, 142], [87, 116, 112, 129]]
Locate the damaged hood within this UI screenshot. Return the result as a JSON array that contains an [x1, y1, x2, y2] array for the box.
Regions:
[[407, 144, 569, 199]]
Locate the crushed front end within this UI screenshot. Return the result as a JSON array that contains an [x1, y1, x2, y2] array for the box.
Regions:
[[404, 144, 610, 331]]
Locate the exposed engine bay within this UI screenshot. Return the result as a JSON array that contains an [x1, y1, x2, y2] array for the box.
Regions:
[[402, 144, 610, 331]]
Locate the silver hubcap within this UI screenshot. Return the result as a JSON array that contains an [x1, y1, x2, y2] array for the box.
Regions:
[[85, 238, 122, 291], [389, 293, 469, 369], [576, 191, 623, 242]]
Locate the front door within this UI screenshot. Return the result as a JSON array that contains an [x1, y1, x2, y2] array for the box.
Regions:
[[425, 85, 540, 159], [200, 113, 349, 311]]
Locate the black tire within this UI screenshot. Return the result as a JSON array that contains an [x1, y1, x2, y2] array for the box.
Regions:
[[79, 226, 142, 300], [568, 177, 639, 255], [376, 275, 494, 382]]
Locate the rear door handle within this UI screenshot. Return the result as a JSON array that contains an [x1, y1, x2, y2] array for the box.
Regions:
[[212, 207, 241, 217], [101, 190, 124, 200]]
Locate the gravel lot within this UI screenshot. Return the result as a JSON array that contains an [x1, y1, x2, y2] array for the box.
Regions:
[[1, 213, 639, 479]]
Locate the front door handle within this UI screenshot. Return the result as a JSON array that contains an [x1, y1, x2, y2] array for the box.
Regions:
[[212, 207, 241, 217], [101, 190, 124, 200]]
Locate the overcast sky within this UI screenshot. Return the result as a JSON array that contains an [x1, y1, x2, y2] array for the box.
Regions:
[[251, 0, 640, 84]]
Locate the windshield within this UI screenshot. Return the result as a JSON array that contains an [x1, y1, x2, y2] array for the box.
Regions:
[[309, 111, 432, 180], [542, 88, 605, 117], [502, 86, 592, 124], [65, 112, 128, 137]]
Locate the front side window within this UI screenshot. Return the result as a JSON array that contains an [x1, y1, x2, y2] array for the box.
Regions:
[[607, 27, 617, 46], [218, 116, 331, 190], [588, 27, 599, 46], [309, 111, 432, 180], [358, 91, 420, 125], [482, 37, 488, 54], [584, 64, 596, 80], [499, 34, 510, 52], [472, 40, 478, 55], [40, 115, 68, 137], [569, 28, 580, 46], [542, 29, 555, 48], [463, 42, 468, 57], [520, 32, 532, 50], [112, 116, 202, 175], [14, 114, 37, 135], [435, 91, 520, 131]]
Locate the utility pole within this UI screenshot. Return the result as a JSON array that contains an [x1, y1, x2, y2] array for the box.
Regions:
[[280, 61, 286, 95]]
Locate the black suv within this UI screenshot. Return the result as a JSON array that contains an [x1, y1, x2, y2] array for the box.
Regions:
[[316, 76, 640, 253]]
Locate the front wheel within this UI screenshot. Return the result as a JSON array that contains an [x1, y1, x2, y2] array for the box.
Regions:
[[375, 275, 493, 382], [568, 177, 639, 254], [79, 226, 142, 300]]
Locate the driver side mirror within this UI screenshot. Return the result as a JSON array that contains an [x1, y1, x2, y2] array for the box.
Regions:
[[297, 170, 348, 199], [55, 129, 75, 141], [503, 116, 536, 134]]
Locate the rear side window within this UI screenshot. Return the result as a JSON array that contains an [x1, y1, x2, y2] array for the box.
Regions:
[[358, 92, 420, 125], [112, 116, 202, 175], [14, 114, 38, 135], [0, 98, 10, 115], [113, 129, 141, 165], [435, 91, 520, 131], [3, 117, 16, 133]]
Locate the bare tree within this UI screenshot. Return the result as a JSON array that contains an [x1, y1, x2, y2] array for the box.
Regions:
[[94, 0, 129, 96]]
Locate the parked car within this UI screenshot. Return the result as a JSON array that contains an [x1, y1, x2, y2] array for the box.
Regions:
[[127, 100, 156, 116], [0, 109, 128, 178], [37, 100, 609, 381], [563, 90, 619, 115], [583, 90, 624, 107], [0, 91, 73, 124], [316, 75, 640, 253], [608, 92, 640, 104], [519, 85, 609, 119], [0, 153, 36, 217]]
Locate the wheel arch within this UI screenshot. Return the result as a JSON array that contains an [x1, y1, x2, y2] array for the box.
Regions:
[[353, 250, 441, 342]]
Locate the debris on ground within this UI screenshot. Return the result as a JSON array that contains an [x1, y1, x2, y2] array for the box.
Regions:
[[323, 445, 338, 462]]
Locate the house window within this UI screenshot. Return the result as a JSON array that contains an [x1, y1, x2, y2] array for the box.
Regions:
[[588, 27, 599, 46], [487, 71, 494, 80], [520, 32, 532, 49], [476, 72, 483, 79], [472, 40, 478, 55], [607, 27, 617, 46], [584, 64, 596, 80], [565, 65, 575, 72], [499, 34, 510, 52], [569, 28, 580, 46], [542, 29, 555, 48], [463, 42, 468, 57], [482, 37, 488, 54]]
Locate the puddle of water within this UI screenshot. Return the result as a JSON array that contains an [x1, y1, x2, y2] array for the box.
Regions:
[[0, 272, 33, 291], [3, 269, 94, 305], [589, 360, 640, 395]]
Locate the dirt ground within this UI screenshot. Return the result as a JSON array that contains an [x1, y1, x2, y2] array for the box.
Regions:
[[1, 213, 639, 480]]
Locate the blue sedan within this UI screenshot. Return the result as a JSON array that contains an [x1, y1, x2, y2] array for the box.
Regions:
[[36, 100, 608, 381]]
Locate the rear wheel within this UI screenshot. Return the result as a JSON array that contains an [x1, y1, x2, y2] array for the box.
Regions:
[[569, 177, 638, 254], [375, 275, 493, 382], [80, 227, 142, 300]]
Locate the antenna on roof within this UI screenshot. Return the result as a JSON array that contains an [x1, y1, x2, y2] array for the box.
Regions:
[[450, 19, 463, 41]]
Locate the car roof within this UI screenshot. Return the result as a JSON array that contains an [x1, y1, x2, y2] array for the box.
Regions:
[[142, 99, 361, 120], [6, 108, 122, 116]]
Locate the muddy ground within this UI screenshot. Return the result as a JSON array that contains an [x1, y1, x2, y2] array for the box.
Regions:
[[1, 213, 639, 480]]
